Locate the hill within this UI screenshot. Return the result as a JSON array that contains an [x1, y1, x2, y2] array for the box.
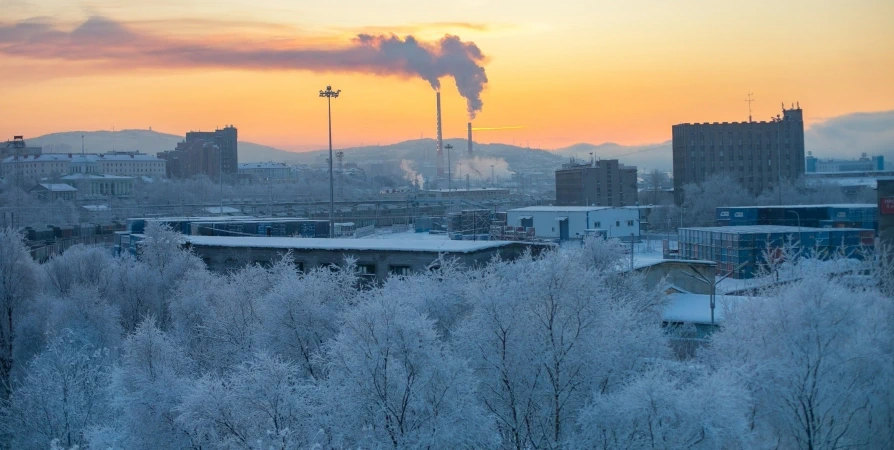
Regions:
[[28, 129, 297, 163]]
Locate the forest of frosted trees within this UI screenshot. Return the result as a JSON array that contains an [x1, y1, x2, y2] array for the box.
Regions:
[[1, 224, 892, 449]]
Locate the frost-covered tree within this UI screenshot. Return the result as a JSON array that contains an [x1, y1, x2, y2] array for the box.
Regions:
[[92, 318, 195, 450], [574, 366, 753, 449], [455, 245, 668, 449], [177, 353, 316, 450], [258, 261, 358, 378], [0, 228, 40, 399], [706, 274, 893, 449], [318, 293, 497, 449], [42, 244, 117, 296], [2, 330, 111, 450]]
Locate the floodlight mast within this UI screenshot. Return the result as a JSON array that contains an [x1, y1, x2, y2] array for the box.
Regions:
[[319, 85, 341, 238]]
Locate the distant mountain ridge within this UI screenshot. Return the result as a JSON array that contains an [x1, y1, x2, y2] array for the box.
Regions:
[[23, 110, 894, 172], [28, 129, 296, 163]]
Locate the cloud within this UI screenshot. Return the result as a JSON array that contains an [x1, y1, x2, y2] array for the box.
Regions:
[[0, 16, 490, 117]]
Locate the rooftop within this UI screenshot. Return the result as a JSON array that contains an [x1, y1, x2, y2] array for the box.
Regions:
[[238, 162, 290, 169], [61, 173, 135, 180], [184, 236, 523, 253], [662, 293, 753, 325], [423, 188, 509, 193], [509, 206, 620, 212], [35, 183, 77, 192], [682, 225, 873, 234], [719, 203, 875, 210]]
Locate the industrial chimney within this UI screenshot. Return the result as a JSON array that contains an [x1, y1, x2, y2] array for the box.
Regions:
[[436, 92, 445, 178], [467, 122, 473, 156]]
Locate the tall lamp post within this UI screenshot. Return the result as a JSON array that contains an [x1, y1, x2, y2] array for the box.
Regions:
[[682, 261, 748, 328], [445, 144, 453, 191], [320, 85, 341, 238]]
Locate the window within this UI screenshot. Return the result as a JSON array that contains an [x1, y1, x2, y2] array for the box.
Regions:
[[594, 221, 601, 228], [627, 220, 634, 226], [357, 263, 376, 276], [615, 221, 620, 227], [389, 265, 412, 277]]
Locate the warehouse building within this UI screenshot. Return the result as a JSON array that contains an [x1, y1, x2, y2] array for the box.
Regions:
[[183, 236, 551, 279], [506, 206, 640, 241], [679, 225, 874, 279]]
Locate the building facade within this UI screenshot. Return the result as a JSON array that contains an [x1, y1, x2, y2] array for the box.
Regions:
[[238, 162, 294, 182], [672, 105, 805, 204], [185, 126, 238, 180], [159, 140, 221, 180], [1, 136, 41, 160], [506, 206, 640, 240], [1, 152, 164, 180], [29, 183, 77, 201], [555, 159, 638, 207], [805, 152, 884, 173]]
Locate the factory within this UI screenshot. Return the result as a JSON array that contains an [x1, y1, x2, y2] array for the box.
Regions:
[[506, 206, 640, 241], [183, 236, 551, 280]]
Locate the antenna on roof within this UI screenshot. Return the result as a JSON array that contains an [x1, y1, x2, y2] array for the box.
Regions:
[[745, 93, 755, 123], [81, 135, 84, 154]]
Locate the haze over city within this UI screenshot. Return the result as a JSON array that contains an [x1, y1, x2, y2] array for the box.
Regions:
[[2, 0, 892, 150]]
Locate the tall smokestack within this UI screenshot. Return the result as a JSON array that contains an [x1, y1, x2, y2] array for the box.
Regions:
[[467, 122, 473, 156], [436, 92, 444, 178]]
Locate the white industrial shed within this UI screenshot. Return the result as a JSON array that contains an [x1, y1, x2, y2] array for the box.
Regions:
[[506, 206, 640, 240]]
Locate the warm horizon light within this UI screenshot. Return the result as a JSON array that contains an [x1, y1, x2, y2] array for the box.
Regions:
[[1, 0, 892, 152]]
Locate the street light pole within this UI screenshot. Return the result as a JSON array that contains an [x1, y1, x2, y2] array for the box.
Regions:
[[320, 85, 341, 238], [445, 144, 453, 191]]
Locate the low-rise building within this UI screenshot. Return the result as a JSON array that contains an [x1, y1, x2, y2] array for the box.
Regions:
[[29, 183, 77, 201], [238, 162, 295, 182], [0, 151, 164, 179], [556, 159, 638, 207], [61, 173, 135, 198], [506, 206, 641, 240], [182, 236, 551, 279]]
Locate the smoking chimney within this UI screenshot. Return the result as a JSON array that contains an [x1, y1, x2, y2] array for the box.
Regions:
[[436, 92, 445, 178], [467, 122, 473, 156]]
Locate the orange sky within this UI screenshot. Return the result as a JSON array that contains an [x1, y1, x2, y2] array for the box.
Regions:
[[1, 0, 892, 151]]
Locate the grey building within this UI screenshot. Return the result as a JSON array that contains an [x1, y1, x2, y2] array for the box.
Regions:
[[555, 159, 638, 207], [672, 104, 805, 204], [879, 178, 894, 249]]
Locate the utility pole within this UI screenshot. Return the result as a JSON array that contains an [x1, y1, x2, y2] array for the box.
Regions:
[[319, 85, 341, 238], [630, 233, 635, 272]]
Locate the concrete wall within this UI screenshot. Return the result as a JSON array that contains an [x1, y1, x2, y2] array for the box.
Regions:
[[190, 242, 542, 280]]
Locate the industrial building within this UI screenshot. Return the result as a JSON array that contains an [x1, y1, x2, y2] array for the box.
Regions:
[[506, 206, 640, 241], [182, 236, 551, 279], [555, 159, 638, 207], [679, 225, 874, 279], [806, 152, 884, 173], [1, 136, 42, 160], [716, 204, 877, 231], [672, 104, 805, 204]]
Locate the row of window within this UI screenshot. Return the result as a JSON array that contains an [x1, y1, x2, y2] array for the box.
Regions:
[[592, 220, 635, 228]]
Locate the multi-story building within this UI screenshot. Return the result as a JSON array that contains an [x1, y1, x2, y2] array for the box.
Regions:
[[185, 126, 238, 179], [805, 152, 884, 173], [672, 104, 805, 204], [555, 159, 638, 207], [1, 152, 164, 181], [159, 140, 221, 180]]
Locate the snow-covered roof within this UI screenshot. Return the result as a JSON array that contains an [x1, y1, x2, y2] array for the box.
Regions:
[[682, 225, 873, 233], [509, 206, 621, 213], [61, 173, 134, 180], [662, 293, 753, 325], [97, 153, 161, 161], [239, 162, 289, 169], [203, 206, 242, 214], [35, 183, 77, 192], [424, 188, 508, 193], [718, 203, 875, 209], [184, 236, 523, 253], [632, 255, 715, 270]]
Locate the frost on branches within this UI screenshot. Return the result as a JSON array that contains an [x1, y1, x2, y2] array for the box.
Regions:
[[0, 230, 891, 450]]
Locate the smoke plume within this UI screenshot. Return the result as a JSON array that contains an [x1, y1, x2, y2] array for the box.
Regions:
[[400, 159, 424, 187], [0, 16, 489, 117], [455, 156, 512, 181]]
